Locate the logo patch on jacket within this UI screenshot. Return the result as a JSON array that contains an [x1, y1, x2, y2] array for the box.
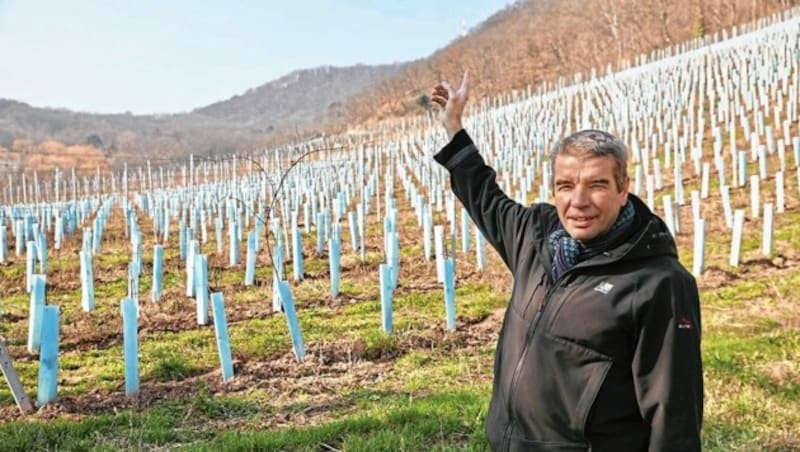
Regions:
[[593, 281, 614, 294], [678, 316, 694, 329]]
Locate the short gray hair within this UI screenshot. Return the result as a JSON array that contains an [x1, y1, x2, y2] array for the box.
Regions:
[[550, 129, 629, 192]]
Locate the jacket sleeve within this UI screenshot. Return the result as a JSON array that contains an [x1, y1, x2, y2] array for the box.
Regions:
[[631, 269, 703, 452], [434, 129, 539, 273]]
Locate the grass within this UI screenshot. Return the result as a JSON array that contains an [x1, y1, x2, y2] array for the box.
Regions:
[[1, 233, 797, 450], [0, 386, 491, 452], [0, 121, 798, 450]]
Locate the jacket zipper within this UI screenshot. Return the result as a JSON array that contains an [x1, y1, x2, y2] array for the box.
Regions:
[[520, 274, 545, 320], [501, 273, 551, 450]]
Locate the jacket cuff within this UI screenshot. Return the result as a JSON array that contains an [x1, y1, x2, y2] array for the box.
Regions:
[[434, 129, 474, 168]]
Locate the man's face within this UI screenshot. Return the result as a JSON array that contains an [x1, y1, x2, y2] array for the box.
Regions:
[[552, 154, 629, 241]]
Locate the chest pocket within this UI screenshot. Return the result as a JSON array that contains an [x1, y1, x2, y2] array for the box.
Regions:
[[546, 276, 634, 350], [510, 273, 546, 320]]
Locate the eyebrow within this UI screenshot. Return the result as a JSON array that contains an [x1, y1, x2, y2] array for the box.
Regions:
[[554, 177, 611, 186]]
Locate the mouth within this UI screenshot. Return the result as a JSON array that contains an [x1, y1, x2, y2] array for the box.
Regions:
[[568, 215, 597, 225]]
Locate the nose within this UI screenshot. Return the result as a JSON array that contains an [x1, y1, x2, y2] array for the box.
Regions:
[[570, 185, 591, 207]]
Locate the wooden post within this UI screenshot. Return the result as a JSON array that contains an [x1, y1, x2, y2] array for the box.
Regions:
[[0, 337, 34, 414]]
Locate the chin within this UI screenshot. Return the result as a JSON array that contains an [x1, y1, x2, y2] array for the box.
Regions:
[[567, 229, 600, 242]]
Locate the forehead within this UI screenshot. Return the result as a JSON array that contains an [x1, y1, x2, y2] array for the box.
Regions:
[[553, 154, 616, 178]]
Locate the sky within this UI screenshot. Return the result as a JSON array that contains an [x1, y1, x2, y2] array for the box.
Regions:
[[0, 0, 513, 115]]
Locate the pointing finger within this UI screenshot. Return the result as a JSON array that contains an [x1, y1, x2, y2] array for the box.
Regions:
[[459, 70, 470, 93]]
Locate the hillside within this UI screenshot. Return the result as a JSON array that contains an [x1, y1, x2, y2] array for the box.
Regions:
[[193, 64, 405, 128], [1, 0, 798, 167], [0, 63, 404, 167], [344, 0, 800, 122]]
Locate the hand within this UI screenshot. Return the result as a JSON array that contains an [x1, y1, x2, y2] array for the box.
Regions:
[[431, 71, 469, 140]]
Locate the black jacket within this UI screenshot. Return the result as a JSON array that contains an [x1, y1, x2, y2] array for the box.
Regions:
[[435, 130, 703, 451]]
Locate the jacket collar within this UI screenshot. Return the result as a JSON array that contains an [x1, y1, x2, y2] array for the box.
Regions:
[[540, 194, 677, 278]]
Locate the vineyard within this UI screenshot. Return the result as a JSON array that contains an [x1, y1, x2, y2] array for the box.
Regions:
[[1, 9, 800, 452]]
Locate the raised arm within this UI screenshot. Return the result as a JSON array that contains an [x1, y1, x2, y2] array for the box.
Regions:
[[431, 72, 546, 272]]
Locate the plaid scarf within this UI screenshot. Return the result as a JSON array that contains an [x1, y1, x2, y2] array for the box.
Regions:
[[548, 200, 636, 280]]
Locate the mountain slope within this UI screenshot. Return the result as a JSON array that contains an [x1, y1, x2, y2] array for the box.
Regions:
[[0, 63, 405, 161], [193, 63, 405, 129], [1, 0, 798, 164], [343, 0, 800, 123]]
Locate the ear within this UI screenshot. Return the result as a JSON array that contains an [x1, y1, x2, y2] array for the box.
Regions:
[[619, 177, 630, 206]]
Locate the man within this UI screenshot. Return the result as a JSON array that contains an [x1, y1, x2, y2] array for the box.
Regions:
[[430, 72, 703, 451]]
